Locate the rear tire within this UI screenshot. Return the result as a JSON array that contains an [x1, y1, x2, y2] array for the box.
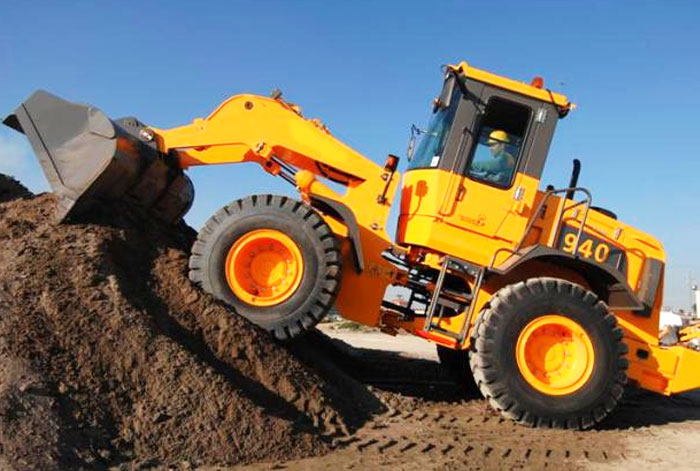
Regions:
[[469, 277, 628, 429], [189, 194, 342, 340]]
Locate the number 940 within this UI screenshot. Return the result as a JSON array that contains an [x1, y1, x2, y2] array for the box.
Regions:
[[562, 233, 610, 263]]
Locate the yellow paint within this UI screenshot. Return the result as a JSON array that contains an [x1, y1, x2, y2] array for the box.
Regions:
[[625, 338, 700, 394], [516, 315, 595, 396], [680, 324, 700, 342], [396, 168, 544, 341], [398, 168, 541, 267], [529, 190, 667, 344], [449, 62, 572, 109], [155, 94, 381, 184]]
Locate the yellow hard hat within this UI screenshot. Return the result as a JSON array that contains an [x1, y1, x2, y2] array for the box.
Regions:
[[488, 129, 510, 145]]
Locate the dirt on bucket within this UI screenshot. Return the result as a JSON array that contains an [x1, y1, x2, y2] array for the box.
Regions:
[[0, 176, 383, 471]]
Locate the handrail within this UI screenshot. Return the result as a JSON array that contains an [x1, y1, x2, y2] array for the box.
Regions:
[[438, 130, 470, 216], [489, 186, 593, 270], [423, 256, 450, 330]]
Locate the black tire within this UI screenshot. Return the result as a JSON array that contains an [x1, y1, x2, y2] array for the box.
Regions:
[[469, 277, 628, 429], [189, 194, 342, 340]]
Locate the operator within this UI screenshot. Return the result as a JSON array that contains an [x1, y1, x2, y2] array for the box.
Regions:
[[471, 129, 516, 184]]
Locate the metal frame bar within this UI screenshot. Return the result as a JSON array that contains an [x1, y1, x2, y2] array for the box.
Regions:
[[489, 186, 593, 270], [423, 258, 450, 330], [422, 254, 485, 344], [456, 266, 485, 344]]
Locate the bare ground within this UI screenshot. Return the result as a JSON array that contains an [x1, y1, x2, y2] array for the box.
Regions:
[[227, 330, 700, 471]]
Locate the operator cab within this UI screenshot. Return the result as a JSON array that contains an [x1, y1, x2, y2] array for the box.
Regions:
[[398, 62, 572, 266]]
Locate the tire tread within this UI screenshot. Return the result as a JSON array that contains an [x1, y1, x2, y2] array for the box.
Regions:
[[469, 277, 628, 430], [188, 194, 342, 341]]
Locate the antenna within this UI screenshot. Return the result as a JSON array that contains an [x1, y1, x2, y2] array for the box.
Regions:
[[687, 271, 695, 312]]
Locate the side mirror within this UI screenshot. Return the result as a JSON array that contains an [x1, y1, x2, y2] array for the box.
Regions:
[[407, 136, 416, 161], [432, 75, 456, 112]]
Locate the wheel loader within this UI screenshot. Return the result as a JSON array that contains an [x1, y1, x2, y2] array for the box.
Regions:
[[5, 61, 700, 430]]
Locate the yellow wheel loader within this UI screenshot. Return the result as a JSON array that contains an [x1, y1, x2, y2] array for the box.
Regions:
[[6, 61, 700, 429]]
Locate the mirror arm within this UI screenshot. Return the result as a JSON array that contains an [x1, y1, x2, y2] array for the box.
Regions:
[[449, 68, 469, 97]]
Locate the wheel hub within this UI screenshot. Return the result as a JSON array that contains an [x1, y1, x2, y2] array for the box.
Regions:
[[225, 229, 304, 307], [516, 315, 595, 395]]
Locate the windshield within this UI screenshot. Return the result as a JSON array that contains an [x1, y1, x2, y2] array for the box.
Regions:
[[408, 86, 460, 170]]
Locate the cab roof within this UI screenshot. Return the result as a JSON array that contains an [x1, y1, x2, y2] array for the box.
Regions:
[[449, 62, 573, 112]]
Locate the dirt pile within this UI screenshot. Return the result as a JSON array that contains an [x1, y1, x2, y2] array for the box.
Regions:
[[0, 178, 383, 471], [0, 175, 31, 203]]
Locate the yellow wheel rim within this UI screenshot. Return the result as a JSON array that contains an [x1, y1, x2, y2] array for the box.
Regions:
[[225, 229, 304, 307], [515, 315, 595, 396]]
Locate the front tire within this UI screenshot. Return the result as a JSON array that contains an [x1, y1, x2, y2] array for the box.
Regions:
[[189, 194, 342, 340], [469, 277, 628, 429]]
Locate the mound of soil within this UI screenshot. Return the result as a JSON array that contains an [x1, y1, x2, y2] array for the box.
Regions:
[[0, 178, 383, 471], [0, 175, 31, 203]]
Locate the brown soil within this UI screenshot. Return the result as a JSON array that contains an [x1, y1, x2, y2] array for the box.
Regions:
[[231, 337, 700, 471], [0, 182, 383, 471]]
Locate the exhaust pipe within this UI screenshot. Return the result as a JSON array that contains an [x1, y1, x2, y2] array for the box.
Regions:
[[3, 90, 193, 224]]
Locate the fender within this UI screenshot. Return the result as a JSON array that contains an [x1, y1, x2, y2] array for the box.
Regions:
[[491, 245, 650, 314], [309, 195, 364, 273]]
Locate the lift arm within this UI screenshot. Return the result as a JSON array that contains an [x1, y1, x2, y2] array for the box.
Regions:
[[155, 93, 399, 241], [155, 93, 402, 325]]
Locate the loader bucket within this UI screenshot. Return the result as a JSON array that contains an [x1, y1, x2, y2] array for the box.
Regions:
[[3, 90, 194, 224]]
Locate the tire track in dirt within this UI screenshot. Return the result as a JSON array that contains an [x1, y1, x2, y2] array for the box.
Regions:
[[208, 331, 700, 471], [233, 334, 681, 471], [332, 404, 625, 470]]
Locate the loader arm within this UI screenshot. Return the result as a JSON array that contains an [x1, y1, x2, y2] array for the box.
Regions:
[[154, 93, 402, 325], [158, 95, 375, 181], [155, 94, 397, 234]]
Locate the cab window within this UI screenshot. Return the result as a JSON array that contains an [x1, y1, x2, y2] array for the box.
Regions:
[[466, 97, 531, 188], [408, 85, 461, 170]]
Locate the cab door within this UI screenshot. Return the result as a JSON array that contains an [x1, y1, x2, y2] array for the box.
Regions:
[[441, 90, 549, 247]]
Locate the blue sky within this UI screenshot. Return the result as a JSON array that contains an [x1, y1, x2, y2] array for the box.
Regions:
[[1, 1, 699, 309]]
